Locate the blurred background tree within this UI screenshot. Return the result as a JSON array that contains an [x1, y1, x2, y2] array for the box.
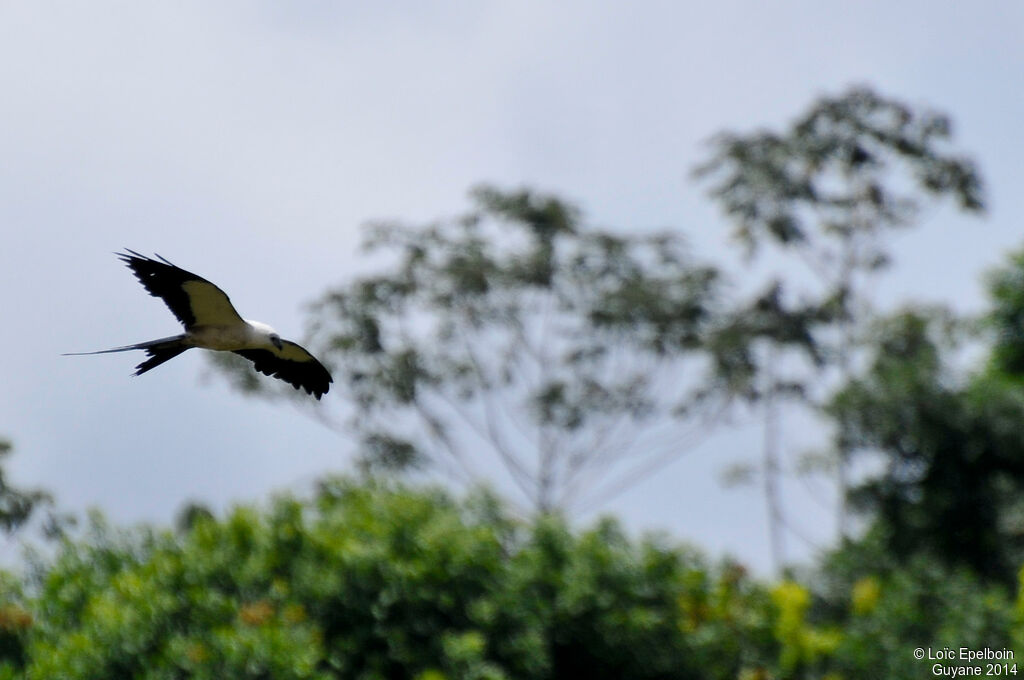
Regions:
[[215, 186, 729, 513], [694, 86, 985, 568], [0, 438, 63, 540], [212, 87, 986, 581], [822, 250, 1024, 587]]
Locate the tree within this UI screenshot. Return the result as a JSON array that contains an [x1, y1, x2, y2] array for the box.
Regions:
[[985, 244, 1024, 379], [8, 478, 781, 680], [212, 86, 985, 564], [812, 242, 1024, 587], [699, 285, 831, 572], [826, 306, 1024, 585], [694, 85, 985, 558], [218, 187, 725, 513], [0, 438, 58, 538], [6, 476, 1019, 679]]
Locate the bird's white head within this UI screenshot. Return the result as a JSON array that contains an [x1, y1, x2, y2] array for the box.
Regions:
[[245, 320, 283, 351]]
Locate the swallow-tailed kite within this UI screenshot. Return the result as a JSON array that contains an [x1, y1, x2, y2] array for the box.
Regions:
[[67, 250, 333, 399]]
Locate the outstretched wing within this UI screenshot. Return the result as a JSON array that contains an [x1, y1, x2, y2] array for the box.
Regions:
[[118, 250, 245, 329], [234, 340, 333, 400]]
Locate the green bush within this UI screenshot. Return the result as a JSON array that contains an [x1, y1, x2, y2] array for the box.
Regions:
[[1, 478, 1021, 679], [0, 479, 777, 679]]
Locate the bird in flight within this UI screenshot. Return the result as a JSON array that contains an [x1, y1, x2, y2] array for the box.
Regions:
[[67, 250, 333, 399]]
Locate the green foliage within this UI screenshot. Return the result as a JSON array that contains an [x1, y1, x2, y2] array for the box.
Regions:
[[813, 540, 1019, 679], [0, 480, 777, 679], [699, 282, 831, 405], [695, 85, 983, 262], [986, 246, 1024, 378], [827, 309, 1024, 584], [0, 439, 54, 537], [2, 479, 1021, 679], [693, 85, 986, 571]]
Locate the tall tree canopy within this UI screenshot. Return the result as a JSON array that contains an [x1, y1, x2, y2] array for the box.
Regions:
[[264, 186, 723, 512], [214, 87, 987, 538], [694, 86, 986, 558]]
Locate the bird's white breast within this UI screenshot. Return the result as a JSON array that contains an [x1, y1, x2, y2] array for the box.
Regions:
[[187, 321, 272, 351]]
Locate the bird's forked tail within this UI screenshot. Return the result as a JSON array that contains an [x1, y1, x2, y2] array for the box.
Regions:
[[64, 335, 191, 376]]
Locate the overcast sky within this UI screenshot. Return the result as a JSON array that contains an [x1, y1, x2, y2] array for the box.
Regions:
[[1, 2, 1022, 573]]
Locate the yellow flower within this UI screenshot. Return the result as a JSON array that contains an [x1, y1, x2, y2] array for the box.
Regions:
[[851, 576, 881, 615]]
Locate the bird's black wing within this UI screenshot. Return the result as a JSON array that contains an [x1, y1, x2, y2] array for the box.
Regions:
[[233, 340, 333, 400], [118, 250, 245, 329]]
